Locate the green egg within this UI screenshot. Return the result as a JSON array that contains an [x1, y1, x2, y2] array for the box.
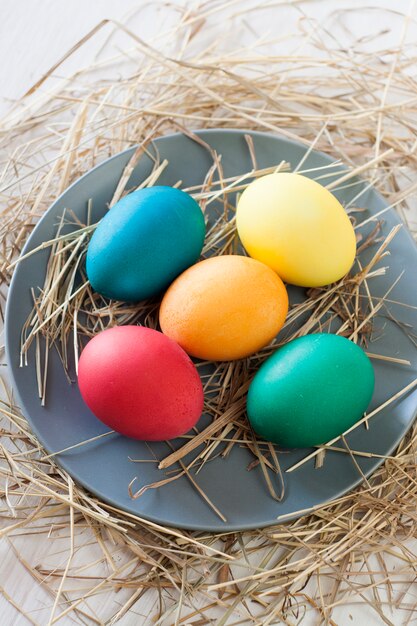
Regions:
[[247, 333, 375, 448]]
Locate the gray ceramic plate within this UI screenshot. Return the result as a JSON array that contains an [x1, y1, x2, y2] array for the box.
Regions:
[[5, 130, 417, 531]]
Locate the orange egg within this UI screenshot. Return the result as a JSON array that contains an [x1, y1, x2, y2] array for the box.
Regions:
[[159, 255, 288, 361]]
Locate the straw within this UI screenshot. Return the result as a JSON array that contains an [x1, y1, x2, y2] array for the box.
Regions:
[[1, 2, 417, 623]]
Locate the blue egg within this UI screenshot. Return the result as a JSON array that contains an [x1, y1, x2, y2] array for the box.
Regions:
[[86, 186, 205, 301]]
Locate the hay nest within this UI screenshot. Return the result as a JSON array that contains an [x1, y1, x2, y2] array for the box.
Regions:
[[1, 3, 417, 624]]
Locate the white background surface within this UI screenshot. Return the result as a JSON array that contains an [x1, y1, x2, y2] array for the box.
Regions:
[[1, 1, 416, 624]]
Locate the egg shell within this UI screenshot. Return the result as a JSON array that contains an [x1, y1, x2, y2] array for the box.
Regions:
[[77, 326, 204, 440], [86, 186, 205, 302], [236, 172, 356, 287], [247, 333, 375, 448], [159, 255, 289, 361]]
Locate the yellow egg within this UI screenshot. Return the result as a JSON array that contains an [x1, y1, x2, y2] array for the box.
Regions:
[[159, 255, 288, 361], [236, 173, 356, 287]]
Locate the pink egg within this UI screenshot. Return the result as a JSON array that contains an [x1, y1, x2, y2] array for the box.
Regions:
[[78, 326, 204, 440]]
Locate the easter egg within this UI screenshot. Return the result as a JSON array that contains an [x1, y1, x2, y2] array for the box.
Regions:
[[159, 255, 288, 361], [86, 186, 205, 302], [247, 333, 374, 448], [236, 173, 356, 287], [77, 326, 204, 440]]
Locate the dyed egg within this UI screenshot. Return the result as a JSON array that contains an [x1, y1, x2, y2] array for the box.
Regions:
[[247, 333, 374, 448], [86, 187, 205, 301], [78, 326, 204, 440], [159, 255, 288, 361], [236, 173, 356, 287]]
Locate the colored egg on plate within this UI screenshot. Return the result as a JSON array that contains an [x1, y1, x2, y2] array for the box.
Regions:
[[86, 186, 205, 302], [247, 333, 375, 448], [236, 172, 356, 287], [78, 326, 204, 440], [159, 255, 289, 361]]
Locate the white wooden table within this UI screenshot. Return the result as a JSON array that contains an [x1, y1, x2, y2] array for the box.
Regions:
[[0, 1, 415, 624]]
